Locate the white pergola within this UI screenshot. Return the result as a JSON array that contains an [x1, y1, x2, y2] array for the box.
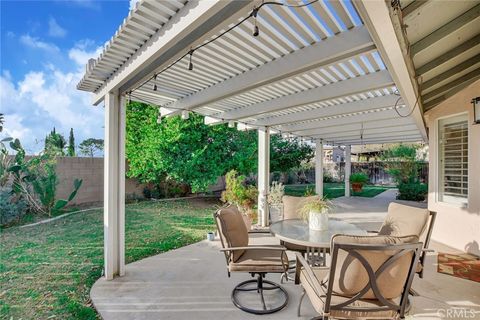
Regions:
[[78, 0, 428, 280]]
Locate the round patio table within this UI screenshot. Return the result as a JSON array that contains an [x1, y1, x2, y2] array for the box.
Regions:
[[270, 218, 367, 266]]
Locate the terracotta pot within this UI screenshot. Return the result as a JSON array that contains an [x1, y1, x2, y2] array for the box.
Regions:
[[352, 182, 363, 193]]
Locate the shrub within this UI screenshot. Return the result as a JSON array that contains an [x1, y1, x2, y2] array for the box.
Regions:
[[221, 170, 258, 218], [267, 181, 284, 206], [397, 183, 427, 201], [323, 173, 334, 183], [0, 188, 27, 226], [350, 172, 368, 184]]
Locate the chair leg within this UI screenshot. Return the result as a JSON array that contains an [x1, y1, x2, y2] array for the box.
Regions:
[[297, 287, 306, 317]]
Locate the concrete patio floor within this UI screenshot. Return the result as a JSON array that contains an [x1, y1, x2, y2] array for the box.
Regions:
[[91, 191, 480, 319]]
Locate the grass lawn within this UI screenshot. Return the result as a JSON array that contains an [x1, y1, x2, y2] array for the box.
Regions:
[[0, 198, 219, 320], [284, 183, 391, 198]]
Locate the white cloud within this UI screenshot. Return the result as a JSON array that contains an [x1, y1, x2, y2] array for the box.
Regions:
[[129, 0, 140, 10], [48, 17, 67, 38], [68, 40, 102, 66], [20, 34, 59, 53], [0, 50, 104, 154]]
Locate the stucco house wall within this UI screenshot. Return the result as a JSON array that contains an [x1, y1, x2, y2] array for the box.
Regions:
[[424, 80, 480, 256]]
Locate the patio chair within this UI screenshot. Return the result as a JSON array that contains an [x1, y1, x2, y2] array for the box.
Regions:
[[214, 205, 289, 314], [371, 202, 436, 278], [295, 234, 422, 319]]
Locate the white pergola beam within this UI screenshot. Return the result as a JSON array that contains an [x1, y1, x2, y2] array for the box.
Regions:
[[333, 135, 422, 145], [316, 126, 420, 141], [258, 128, 270, 227], [216, 70, 393, 121], [254, 94, 399, 127], [91, 0, 253, 105], [345, 145, 351, 197], [315, 140, 324, 197], [354, 0, 428, 142], [103, 93, 126, 280], [303, 118, 415, 137], [169, 26, 374, 111], [278, 107, 408, 133], [292, 117, 415, 136]]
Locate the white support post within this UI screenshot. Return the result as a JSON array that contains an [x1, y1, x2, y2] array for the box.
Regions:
[[345, 145, 351, 198], [104, 93, 126, 280], [315, 140, 324, 198], [258, 128, 270, 227]]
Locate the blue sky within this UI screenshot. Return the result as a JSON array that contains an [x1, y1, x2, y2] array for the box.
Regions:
[[1, 0, 137, 154]]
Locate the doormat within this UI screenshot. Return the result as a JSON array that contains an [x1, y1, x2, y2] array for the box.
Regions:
[[437, 252, 480, 283]]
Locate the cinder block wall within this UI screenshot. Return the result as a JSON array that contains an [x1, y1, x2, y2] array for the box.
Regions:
[[54, 157, 145, 205]]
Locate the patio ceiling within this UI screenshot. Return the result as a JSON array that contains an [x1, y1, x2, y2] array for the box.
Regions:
[[399, 0, 480, 111], [78, 0, 428, 146]]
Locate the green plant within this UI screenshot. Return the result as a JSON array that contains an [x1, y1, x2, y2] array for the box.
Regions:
[[397, 182, 427, 201], [298, 196, 331, 220], [45, 127, 67, 155], [267, 181, 284, 206], [350, 172, 368, 184], [221, 170, 258, 218], [304, 185, 316, 196], [0, 187, 27, 226], [7, 138, 83, 216], [381, 144, 427, 201]]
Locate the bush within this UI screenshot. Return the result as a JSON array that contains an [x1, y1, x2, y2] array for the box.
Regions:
[[397, 183, 427, 201], [221, 170, 258, 218], [350, 172, 369, 184], [0, 188, 27, 226], [323, 173, 334, 183]]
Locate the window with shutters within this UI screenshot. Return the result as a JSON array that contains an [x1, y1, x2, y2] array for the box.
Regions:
[[438, 114, 468, 206]]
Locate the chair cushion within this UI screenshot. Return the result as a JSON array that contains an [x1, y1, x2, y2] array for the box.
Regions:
[[215, 206, 248, 262], [378, 202, 429, 237], [301, 267, 398, 319], [330, 234, 418, 300], [282, 195, 316, 220], [229, 248, 287, 273]]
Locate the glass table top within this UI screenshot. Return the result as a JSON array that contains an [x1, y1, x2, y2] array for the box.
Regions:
[[270, 218, 367, 247]]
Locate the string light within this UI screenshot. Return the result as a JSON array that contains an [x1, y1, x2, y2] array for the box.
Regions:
[[153, 74, 157, 91], [188, 50, 194, 71], [252, 7, 259, 36]]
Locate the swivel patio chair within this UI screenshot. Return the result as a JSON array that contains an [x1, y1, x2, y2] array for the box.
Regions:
[[295, 234, 422, 319], [214, 205, 289, 314]]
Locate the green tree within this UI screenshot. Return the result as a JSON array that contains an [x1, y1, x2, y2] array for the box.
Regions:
[[67, 128, 75, 156], [126, 102, 257, 192], [270, 135, 314, 173], [45, 127, 66, 155], [79, 138, 104, 157]]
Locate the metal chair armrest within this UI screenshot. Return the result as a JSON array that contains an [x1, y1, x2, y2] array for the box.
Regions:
[[294, 253, 328, 297], [220, 245, 287, 252]]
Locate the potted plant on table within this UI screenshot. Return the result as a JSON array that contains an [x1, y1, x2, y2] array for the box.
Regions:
[[349, 172, 369, 193], [267, 181, 284, 223], [299, 196, 331, 231], [221, 170, 258, 230]]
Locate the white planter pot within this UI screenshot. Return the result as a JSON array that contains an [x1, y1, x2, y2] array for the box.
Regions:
[[309, 210, 329, 231], [269, 205, 284, 224]]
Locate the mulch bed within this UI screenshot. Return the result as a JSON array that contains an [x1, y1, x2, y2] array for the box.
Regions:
[[438, 252, 480, 283]]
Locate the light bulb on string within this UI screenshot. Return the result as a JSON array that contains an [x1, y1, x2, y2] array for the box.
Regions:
[[252, 7, 259, 36], [188, 50, 194, 70]]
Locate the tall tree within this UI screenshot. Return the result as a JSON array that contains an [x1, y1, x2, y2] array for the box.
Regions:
[[79, 138, 104, 157], [44, 127, 66, 155], [126, 101, 314, 192], [270, 135, 314, 173], [67, 128, 75, 156], [0, 113, 4, 133]]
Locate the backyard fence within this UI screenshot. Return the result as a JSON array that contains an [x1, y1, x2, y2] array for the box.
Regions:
[[273, 161, 428, 185]]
